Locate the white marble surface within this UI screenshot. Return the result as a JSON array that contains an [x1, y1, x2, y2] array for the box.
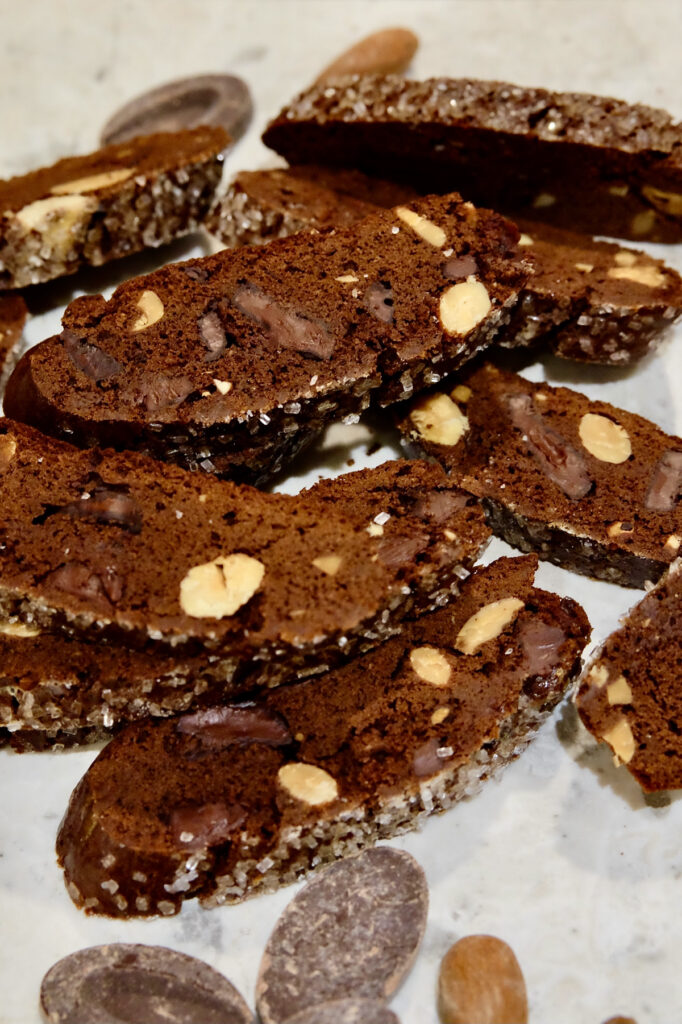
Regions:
[[2, 2, 682, 1022]]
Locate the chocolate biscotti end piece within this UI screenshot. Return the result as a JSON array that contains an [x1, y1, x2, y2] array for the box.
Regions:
[[56, 555, 589, 918], [263, 75, 682, 242], [399, 363, 682, 587], [5, 192, 529, 483], [576, 559, 682, 792], [0, 126, 227, 289]]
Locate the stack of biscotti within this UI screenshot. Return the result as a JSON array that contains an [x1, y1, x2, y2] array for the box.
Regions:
[[55, 555, 590, 917], [262, 75, 682, 243], [398, 362, 682, 588], [4, 192, 530, 484], [208, 166, 682, 366], [0, 419, 490, 748], [0, 126, 228, 289]]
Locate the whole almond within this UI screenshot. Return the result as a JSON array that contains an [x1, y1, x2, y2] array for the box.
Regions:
[[438, 934, 528, 1024], [315, 28, 419, 84]]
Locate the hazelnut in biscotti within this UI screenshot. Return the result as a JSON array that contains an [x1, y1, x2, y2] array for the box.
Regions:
[[4, 193, 529, 484], [0, 426, 489, 735], [263, 75, 682, 242], [576, 559, 682, 792], [399, 363, 682, 587], [55, 556, 589, 917], [0, 126, 227, 289], [208, 166, 682, 367]]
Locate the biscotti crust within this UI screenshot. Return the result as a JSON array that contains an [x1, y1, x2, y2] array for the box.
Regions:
[[0, 127, 227, 289], [5, 192, 529, 483], [263, 75, 682, 242], [55, 556, 590, 917], [399, 363, 682, 586]]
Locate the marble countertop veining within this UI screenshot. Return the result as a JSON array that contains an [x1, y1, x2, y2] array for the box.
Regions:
[[1, 2, 682, 1022]]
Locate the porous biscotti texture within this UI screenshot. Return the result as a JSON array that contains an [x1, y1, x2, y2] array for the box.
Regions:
[[576, 558, 682, 791], [399, 363, 682, 587], [0, 127, 227, 288], [4, 193, 529, 484], [209, 166, 682, 367], [263, 75, 682, 242], [0, 422, 489, 717], [56, 555, 590, 917], [0, 293, 27, 394]]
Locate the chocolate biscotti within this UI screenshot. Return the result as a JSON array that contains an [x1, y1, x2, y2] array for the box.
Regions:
[[0, 126, 227, 289], [56, 555, 590, 917], [576, 559, 682, 792], [209, 166, 682, 366], [4, 193, 529, 483], [263, 75, 682, 242], [399, 363, 682, 587], [0, 423, 489, 720]]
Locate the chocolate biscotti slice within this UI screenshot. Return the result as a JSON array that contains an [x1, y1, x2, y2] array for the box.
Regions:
[[56, 555, 590, 917], [0, 423, 489, 708], [263, 75, 682, 243], [399, 363, 682, 587], [208, 166, 682, 367], [0, 126, 227, 289], [576, 559, 682, 792], [4, 193, 529, 484]]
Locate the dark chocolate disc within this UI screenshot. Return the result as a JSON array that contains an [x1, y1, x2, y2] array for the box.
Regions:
[[284, 999, 401, 1023], [101, 74, 252, 146], [256, 848, 428, 1024], [40, 943, 254, 1024]]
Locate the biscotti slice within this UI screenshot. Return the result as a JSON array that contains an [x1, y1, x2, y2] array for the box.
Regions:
[[56, 555, 590, 917], [208, 167, 682, 367], [0, 126, 227, 289], [263, 75, 682, 243], [505, 219, 682, 364], [0, 292, 27, 393], [399, 363, 682, 587], [0, 424, 489, 710], [4, 193, 529, 484], [576, 559, 682, 792]]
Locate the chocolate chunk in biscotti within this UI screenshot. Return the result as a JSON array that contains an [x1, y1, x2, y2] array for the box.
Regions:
[[0, 292, 27, 393], [0, 126, 227, 289], [101, 74, 253, 147], [4, 193, 529, 484], [208, 167, 682, 368], [398, 362, 682, 587], [263, 75, 682, 243], [0, 423, 489, 722], [55, 556, 589, 917], [256, 849, 426, 1024], [576, 559, 682, 792], [40, 943, 254, 1024]]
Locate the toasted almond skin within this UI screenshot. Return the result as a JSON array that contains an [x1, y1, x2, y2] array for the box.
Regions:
[[438, 934, 528, 1024], [315, 28, 419, 84]]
